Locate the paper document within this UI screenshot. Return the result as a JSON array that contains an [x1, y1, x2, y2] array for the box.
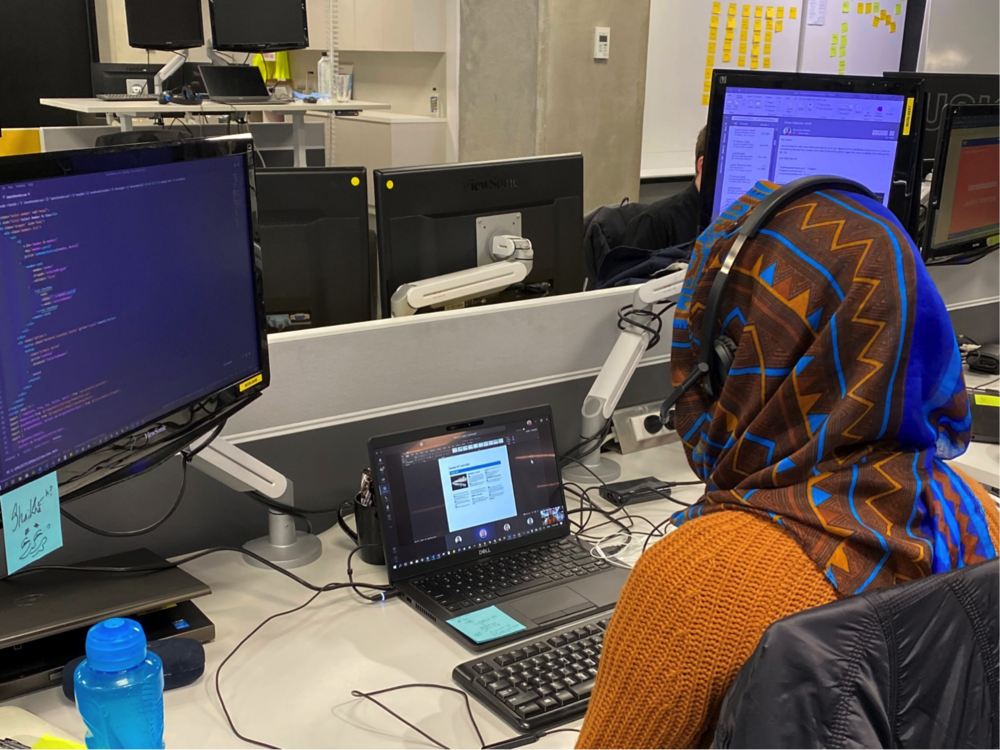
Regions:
[[807, 0, 828, 25]]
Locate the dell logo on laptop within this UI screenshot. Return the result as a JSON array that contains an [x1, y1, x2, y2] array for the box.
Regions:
[[478, 548, 492, 556], [463, 177, 518, 192]]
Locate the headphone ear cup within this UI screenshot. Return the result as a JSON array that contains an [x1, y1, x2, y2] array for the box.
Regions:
[[710, 335, 738, 395]]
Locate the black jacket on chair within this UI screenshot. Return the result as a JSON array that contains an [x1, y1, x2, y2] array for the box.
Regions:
[[713, 559, 999, 749]]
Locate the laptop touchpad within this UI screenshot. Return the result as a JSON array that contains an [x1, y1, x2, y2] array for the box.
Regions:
[[506, 588, 591, 624]]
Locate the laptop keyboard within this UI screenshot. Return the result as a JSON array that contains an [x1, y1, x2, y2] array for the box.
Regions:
[[413, 538, 611, 613], [453, 614, 609, 731]]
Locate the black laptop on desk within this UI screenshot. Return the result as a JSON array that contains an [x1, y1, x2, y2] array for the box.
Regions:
[[198, 64, 272, 104], [369, 406, 629, 652]]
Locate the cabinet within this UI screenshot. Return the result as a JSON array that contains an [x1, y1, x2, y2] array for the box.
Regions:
[[329, 0, 445, 52]]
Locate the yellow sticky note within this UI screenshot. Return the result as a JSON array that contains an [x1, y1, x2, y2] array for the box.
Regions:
[[754, 32, 761, 42], [777, 6, 785, 17], [874, 1, 879, 10], [709, 41, 717, 53], [713, 1, 722, 12], [840, 46, 847, 56], [726, 29, 735, 40], [842, 0, 850, 10], [789, 6, 797, 18], [873, 15, 879, 25], [776, 19, 783, 31], [706, 67, 714, 79], [766, 18, 774, 29], [710, 26, 718, 39], [752, 43, 760, 55], [839, 60, 846, 71], [865, 2, 872, 12], [743, 4, 751, 16], [857, 1, 864, 10], [702, 94, 711, 106], [764, 57, 771, 68], [711, 14, 720, 27], [765, 30, 773, 41], [895, 2, 901, 12], [32, 735, 86, 750], [830, 45, 837, 56], [764, 43, 772, 54], [842, 21, 849, 31], [707, 54, 714, 65], [722, 51, 732, 62], [729, 2, 738, 14], [766, 6, 774, 17], [728, 16, 737, 28], [738, 54, 746, 66], [739, 41, 748, 53], [704, 81, 712, 93], [751, 57, 759, 69], [889, 21, 897, 32], [754, 18, 762, 29], [741, 28, 748, 40], [755, 5, 763, 16]]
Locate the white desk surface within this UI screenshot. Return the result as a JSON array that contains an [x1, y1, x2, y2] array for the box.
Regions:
[[2, 442, 700, 749], [39, 98, 391, 116], [955, 370, 1000, 490]]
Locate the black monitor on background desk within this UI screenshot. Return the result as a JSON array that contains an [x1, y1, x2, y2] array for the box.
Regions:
[[702, 71, 923, 234], [884, 72, 1000, 178], [209, 0, 309, 53], [91, 63, 185, 97], [373, 155, 586, 318], [256, 167, 374, 330], [124, 0, 205, 51]]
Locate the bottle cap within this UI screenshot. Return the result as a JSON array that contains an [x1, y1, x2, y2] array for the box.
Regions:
[[84, 618, 148, 672]]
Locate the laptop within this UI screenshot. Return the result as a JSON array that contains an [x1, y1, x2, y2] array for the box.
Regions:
[[198, 64, 272, 104], [369, 405, 629, 652]]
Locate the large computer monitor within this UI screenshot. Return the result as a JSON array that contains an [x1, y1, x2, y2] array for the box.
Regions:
[[124, 0, 205, 51], [373, 155, 586, 318], [885, 72, 999, 177], [0, 136, 268, 501], [922, 104, 999, 265], [209, 0, 309, 53], [90, 63, 185, 97], [256, 167, 374, 330], [702, 71, 923, 233]]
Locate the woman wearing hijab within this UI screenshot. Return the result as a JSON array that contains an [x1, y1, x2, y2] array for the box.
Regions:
[[577, 180, 1000, 749]]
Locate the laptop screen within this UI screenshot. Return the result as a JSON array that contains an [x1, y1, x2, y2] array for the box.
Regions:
[[372, 409, 567, 577], [199, 65, 270, 99]]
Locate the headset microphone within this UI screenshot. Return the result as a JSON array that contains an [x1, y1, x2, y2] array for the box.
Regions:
[[644, 362, 709, 434]]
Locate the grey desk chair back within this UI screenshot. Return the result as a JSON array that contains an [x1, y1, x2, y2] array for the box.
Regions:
[[95, 130, 191, 148], [713, 558, 999, 749]]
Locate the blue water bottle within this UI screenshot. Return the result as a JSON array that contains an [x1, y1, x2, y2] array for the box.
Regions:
[[74, 618, 165, 749]]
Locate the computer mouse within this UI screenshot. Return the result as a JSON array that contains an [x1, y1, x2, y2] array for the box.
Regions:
[[304, 96, 318, 104]]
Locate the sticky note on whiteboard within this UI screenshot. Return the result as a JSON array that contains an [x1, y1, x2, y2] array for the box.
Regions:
[[738, 55, 746, 66], [766, 6, 774, 17], [789, 6, 797, 18], [702, 94, 711, 106], [751, 57, 759, 69], [709, 41, 717, 53], [889, 21, 897, 31], [710, 27, 718, 39], [743, 4, 751, 16], [838, 60, 846, 71], [842, 21, 849, 31], [2, 472, 63, 575], [777, 6, 785, 17], [842, 1, 849, 10], [776, 20, 783, 31], [763, 57, 771, 68], [865, 2, 872, 12], [830, 45, 837, 56], [755, 5, 763, 16], [713, 1, 722, 12], [873, 15, 879, 25], [895, 2, 901, 12], [874, 1, 880, 10]]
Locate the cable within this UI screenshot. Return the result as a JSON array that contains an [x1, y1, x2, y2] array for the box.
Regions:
[[351, 684, 485, 750], [346, 544, 398, 602]]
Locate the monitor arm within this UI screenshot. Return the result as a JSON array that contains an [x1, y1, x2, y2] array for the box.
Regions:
[[153, 50, 189, 96], [390, 236, 534, 317], [187, 434, 321, 569], [562, 270, 686, 483]]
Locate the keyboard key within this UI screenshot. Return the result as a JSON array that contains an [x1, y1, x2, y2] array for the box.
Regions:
[[475, 674, 492, 687], [554, 690, 577, 706], [597, 619, 610, 629], [536, 685, 554, 697], [539, 696, 559, 711], [506, 691, 539, 708], [497, 687, 518, 700], [512, 649, 529, 662], [496, 654, 513, 666], [524, 645, 539, 657], [550, 680, 566, 692], [487, 680, 511, 694], [473, 662, 493, 674], [517, 703, 542, 719], [569, 678, 596, 699], [548, 635, 567, 647]]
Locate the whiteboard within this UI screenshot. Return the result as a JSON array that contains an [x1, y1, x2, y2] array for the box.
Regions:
[[800, 0, 907, 75], [641, 0, 804, 177]]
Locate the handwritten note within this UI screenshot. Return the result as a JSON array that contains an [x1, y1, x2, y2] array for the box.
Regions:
[[448, 606, 526, 644], [807, 0, 828, 25], [2, 472, 62, 574]]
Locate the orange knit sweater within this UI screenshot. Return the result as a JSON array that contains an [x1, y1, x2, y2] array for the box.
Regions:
[[577, 472, 1000, 749]]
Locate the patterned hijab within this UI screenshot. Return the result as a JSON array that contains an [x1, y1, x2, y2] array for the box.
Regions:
[[669, 181, 997, 596]]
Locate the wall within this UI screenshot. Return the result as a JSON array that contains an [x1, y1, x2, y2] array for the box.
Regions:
[[458, 0, 652, 211], [919, 0, 1000, 73]]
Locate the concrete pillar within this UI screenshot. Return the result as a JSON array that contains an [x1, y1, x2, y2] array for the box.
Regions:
[[459, 0, 652, 210]]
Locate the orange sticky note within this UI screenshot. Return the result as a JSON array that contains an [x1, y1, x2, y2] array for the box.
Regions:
[[764, 43, 772, 54], [739, 41, 747, 53], [738, 55, 746, 66], [713, 1, 722, 12], [755, 5, 763, 16], [763, 57, 771, 68], [751, 57, 759, 69], [709, 41, 717, 53], [710, 27, 718, 39], [711, 15, 720, 27], [776, 20, 783, 31], [702, 94, 711, 105], [743, 4, 751, 16], [789, 5, 797, 18]]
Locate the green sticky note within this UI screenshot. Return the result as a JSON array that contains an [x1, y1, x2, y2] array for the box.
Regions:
[[448, 606, 526, 644], [874, 1, 880, 10], [842, 0, 849, 10], [32, 735, 86, 750], [895, 2, 901, 12], [842, 21, 849, 31], [2, 472, 62, 574]]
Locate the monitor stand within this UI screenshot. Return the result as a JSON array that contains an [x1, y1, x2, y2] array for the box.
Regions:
[[0, 548, 214, 701]]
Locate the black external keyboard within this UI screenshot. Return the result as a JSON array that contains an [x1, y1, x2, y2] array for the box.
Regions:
[[413, 538, 611, 614], [96, 93, 158, 101], [454, 614, 609, 731]]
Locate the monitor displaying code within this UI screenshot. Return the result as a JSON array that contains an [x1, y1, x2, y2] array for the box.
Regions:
[[712, 87, 906, 218], [0, 154, 261, 490]]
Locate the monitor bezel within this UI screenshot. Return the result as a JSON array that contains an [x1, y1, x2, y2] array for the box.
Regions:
[[124, 0, 205, 52], [701, 71, 924, 236], [208, 0, 310, 53], [921, 103, 1000, 265], [0, 135, 270, 501]]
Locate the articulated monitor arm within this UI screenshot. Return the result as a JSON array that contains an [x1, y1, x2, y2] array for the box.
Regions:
[[390, 236, 534, 317], [187, 434, 321, 569], [562, 270, 686, 483]]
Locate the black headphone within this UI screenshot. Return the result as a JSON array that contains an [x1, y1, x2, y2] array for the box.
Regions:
[[158, 85, 202, 106], [645, 175, 877, 435]]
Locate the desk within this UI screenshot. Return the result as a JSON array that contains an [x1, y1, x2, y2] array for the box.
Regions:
[[38, 99, 391, 168], [952, 370, 1000, 491], [2, 444, 700, 749]]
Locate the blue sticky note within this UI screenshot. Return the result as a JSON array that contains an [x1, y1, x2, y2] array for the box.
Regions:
[[448, 606, 527, 644], [2, 472, 63, 574]]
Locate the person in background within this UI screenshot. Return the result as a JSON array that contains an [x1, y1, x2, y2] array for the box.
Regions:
[[621, 126, 707, 250], [577, 180, 1000, 748]]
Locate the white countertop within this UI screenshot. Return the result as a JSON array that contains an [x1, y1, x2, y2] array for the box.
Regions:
[[39, 98, 391, 116], [337, 111, 447, 125], [1, 444, 700, 749]]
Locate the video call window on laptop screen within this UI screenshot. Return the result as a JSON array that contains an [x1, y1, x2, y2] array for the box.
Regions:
[[373, 414, 565, 573], [711, 87, 906, 218]]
